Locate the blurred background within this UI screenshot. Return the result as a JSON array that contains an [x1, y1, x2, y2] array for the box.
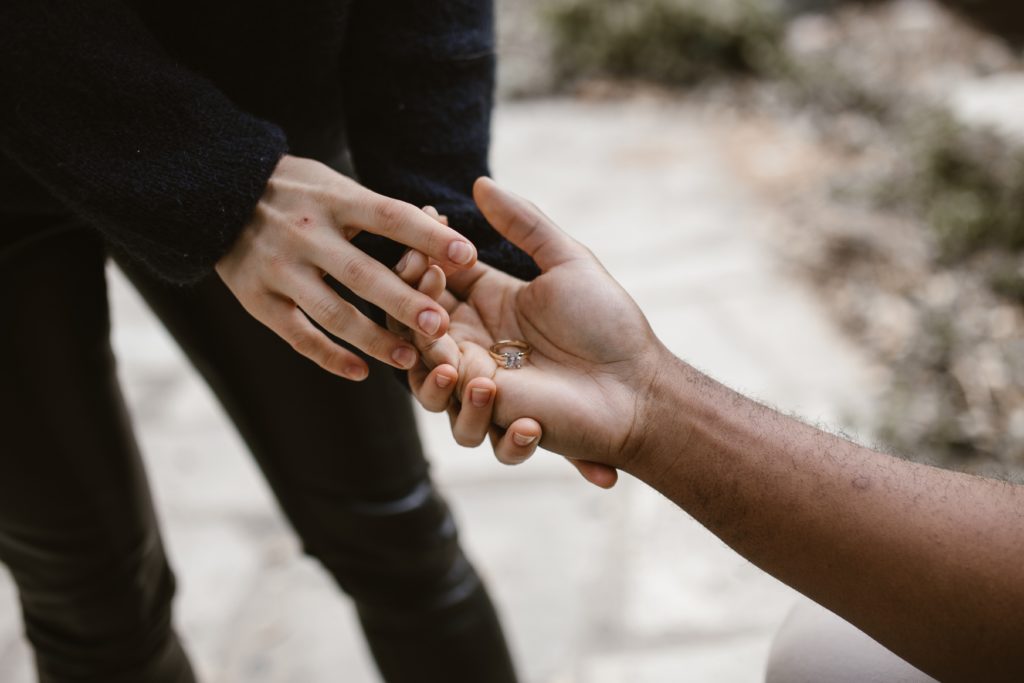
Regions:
[[4, 0, 1024, 681]]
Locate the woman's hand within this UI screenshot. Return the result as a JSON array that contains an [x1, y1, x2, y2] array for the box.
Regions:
[[215, 154, 480, 380], [399, 178, 669, 486]]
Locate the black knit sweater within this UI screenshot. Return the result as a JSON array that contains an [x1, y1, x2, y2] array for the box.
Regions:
[[0, 0, 539, 283]]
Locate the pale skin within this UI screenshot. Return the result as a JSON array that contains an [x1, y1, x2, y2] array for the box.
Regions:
[[398, 177, 1024, 682], [215, 154, 480, 381]]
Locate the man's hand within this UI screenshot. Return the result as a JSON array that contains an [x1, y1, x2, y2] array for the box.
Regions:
[[398, 178, 668, 487], [392, 181, 1024, 681], [216, 154, 480, 380]]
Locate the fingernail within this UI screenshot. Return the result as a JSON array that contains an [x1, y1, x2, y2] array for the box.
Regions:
[[395, 250, 411, 273], [436, 373, 453, 389], [448, 241, 475, 265], [347, 365, 368, 381], [513, 433, 538, 447], [392, 347, 417, 369], [470, 387, 492, 407], [418, 309, 442, 336]]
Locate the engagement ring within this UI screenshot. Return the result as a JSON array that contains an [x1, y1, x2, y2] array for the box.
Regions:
[[489, 340, 532, 370]]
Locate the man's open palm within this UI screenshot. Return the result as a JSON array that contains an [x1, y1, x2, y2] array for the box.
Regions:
[[409, 179, 665, 484]]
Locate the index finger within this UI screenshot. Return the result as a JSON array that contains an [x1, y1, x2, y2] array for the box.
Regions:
[[348, 193, 478, 270]]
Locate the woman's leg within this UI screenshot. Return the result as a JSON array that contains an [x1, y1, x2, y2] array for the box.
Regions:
[[118, 259, 518, 683], [0, 223, 194, 683]]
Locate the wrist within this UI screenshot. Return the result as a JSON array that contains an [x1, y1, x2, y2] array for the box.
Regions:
[[619, 347, 710, 482]]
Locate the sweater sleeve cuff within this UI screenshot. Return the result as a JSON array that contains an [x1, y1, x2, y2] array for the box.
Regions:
[[106, 124, 289, 286]]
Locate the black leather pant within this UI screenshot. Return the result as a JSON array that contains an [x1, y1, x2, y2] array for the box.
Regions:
[[0, 217, 518, 683]]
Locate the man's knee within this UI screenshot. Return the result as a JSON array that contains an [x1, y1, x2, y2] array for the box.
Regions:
[[765, 600, 938, 683]]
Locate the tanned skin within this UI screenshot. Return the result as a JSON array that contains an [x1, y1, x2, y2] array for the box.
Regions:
[[394, 177, 1024, 682]]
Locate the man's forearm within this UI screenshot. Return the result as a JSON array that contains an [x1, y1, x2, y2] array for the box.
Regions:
[[628, 355, 1024, 681]]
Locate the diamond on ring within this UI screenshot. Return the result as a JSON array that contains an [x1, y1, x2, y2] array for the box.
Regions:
[[489, 340, 532, 370], [502, 351, 525, 370]]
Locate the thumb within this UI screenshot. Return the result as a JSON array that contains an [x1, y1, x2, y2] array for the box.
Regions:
[[473, 177, 585, 272]]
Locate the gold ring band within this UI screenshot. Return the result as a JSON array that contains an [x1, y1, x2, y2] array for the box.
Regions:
[[489, 340, 532, 369]]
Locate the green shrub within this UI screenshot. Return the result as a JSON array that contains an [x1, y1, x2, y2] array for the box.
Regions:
[[547, 0, 785, 86], [901, 112, 1024, 261]]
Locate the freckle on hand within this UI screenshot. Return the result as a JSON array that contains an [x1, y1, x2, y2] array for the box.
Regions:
[[852, 475, 872, 491]]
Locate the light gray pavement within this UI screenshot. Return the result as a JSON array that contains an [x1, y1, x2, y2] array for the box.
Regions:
[[0, 99, 878, 682]]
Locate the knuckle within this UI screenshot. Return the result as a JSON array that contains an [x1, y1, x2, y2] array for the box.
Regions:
[[317, 345, 345, 372], [223, 273, 260, 303], [330, 173, 359, 199], [372, 199, 409, 233], [310, 188, 339, 216], [339, 258, 376, 292], [282, 233, 321, 260], [364, 331, 396, 361], [316, 297, 351, 330], [239, 286, 271, 315], [247, 201, 274, 230], [517, 212, 544, 242], [257, 241, 294, 275], [289, 329, 322, 358], [264, 175, 283, 195], [270, 209, 306, 240]]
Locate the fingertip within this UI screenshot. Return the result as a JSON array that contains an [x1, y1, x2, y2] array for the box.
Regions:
[[468, 382, 494, 408], [447, 240, 477, 268], [345, 364, 369, 382], [571, 459, 618, 489], [593, 469, 619, 489], [397, 250, 429, 285], [510, 417, 541, 444], [414, 364, 458, 413], [512, 432, 539, 448], [473, 176, 495, 194], [417, 308, 444, 338], [501, 439, 538, 466], [393, 344, 419, 370], [464, 375, 496, 390], [433, 308, 451, 340], [472, 178, 494, 212], [395, 248, 413, 274], [493, 417, 540, 465], [418, 265, 447, 301], [434, 364, 457, 389], [409, 250, 428, 271]]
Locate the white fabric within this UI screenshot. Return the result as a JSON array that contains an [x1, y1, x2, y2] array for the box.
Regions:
[[765, 600, 939, 683]]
